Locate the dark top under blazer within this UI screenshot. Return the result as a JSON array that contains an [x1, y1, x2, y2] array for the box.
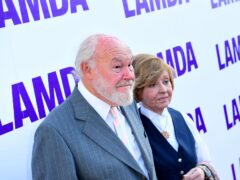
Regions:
[[140, 107, 197, 180]]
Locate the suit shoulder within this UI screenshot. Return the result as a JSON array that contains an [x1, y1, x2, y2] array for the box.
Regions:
[[167, 107, 181, 115], [39, 98, 74, 128], [126, 101, 138, 112]]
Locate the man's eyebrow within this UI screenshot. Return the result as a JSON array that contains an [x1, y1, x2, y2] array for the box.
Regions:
[[112, 57, 122, 62], [112, 57, 133, 63]]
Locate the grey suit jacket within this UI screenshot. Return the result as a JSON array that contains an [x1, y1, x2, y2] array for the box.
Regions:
[[32, 87, 157, 180]]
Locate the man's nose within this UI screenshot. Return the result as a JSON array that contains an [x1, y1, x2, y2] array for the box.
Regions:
[[123, 66, 135, 80]]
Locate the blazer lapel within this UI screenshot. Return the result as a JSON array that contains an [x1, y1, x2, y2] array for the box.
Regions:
[[69, 87, 144, 176], [121, 106, 153, 178]]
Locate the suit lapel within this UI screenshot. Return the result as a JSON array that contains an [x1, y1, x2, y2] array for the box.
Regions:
[[69, 87, 144, 176], [121, 106, 153, 176]]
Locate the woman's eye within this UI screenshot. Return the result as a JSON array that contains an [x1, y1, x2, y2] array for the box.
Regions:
[[163, 80, 169, 85], [149, 84, 156, 87]]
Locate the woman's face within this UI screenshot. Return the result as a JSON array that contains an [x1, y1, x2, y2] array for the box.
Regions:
[[141, 70, 173, 114]]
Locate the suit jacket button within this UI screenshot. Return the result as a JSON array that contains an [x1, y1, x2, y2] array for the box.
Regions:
[[178, 158, 182, 162], [180, 170, 184, 175]]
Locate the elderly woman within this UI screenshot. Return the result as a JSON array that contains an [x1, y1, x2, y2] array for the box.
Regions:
[[133, 54, 219, 180]]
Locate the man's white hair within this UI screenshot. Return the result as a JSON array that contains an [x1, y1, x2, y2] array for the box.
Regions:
[[74, 34, 103, 78]]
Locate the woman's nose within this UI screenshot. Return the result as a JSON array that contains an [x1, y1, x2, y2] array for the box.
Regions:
[[158, 83, 167, 93]]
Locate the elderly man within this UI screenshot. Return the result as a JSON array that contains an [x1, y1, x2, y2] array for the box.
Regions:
[[32, 34, 157, 180]]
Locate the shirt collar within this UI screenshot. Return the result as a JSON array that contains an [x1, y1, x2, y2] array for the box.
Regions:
[[139, 103, 169, 121], [78, 80, 111, 121]]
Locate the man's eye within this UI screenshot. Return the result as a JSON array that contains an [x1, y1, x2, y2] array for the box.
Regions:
[[114, 65, 122, 69], [128, 64, 133, 71], [113, 65, 122, 72]]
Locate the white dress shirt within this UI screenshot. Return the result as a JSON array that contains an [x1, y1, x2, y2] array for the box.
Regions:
[[139, 103, 211, 163], [78, 81, 149, 178]]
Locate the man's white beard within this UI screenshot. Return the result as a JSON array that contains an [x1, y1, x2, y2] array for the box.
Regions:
[[92, 74, 134, 106]]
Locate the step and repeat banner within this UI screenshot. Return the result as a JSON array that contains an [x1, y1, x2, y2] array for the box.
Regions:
[[0, 0, 240, 179]]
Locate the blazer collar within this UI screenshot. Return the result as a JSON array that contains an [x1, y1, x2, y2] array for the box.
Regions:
[[68, 87, 146, 177], [122, 106, 154, 178]]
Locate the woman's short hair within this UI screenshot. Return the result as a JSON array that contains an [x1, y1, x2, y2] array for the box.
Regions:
[[133, 53, 174, 102]]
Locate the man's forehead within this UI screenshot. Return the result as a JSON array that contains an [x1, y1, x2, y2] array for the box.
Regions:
[[112, 56, 133, 62], [97, 36, 130, 51], [94, 37, 132, 61]]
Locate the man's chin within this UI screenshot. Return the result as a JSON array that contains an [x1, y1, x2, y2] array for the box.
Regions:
[[111, 94, 133, 106]]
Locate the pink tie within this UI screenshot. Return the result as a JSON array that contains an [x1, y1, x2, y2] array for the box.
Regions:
[[110, 107, 128, 146], [110, 107, 149, 178]]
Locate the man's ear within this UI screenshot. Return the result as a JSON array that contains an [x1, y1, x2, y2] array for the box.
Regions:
[[81, 62, 94, 79]]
